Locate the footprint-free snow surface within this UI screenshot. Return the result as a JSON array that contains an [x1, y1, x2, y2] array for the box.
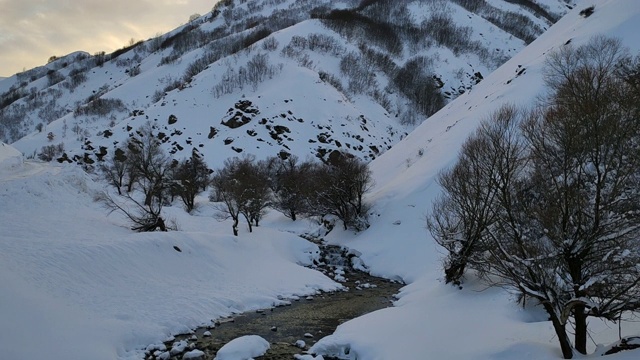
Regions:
[[2, 1, 640, 360]]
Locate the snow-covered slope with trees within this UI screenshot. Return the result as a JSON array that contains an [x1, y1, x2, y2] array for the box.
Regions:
[[312, 1, 640, 358], [5, 1, 640, 360], [0, 160, 341, 360], [1, 0, 570, 169]]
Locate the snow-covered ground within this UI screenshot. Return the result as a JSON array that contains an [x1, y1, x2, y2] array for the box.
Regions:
[[312, 1, 640, 359], [0, 142, 340, 359], [2, 1, 640, 360], [0, 141, 22, 172]]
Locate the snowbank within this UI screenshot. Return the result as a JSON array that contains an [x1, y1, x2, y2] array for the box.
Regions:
[[214, 335, 270, 360], [0, 165, 339, 359], [0, 141, 22, 172], [2, 2, 640, 360]]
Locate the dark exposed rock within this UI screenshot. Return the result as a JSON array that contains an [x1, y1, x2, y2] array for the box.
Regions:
[[221, 100, 260, 129], [579, 5, 595, 18], [208, 127, 218, 139]]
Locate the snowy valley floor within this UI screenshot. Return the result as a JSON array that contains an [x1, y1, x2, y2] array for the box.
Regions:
[[3, 2, 640, 359], [2, 159, 640, 360], [0, 160, 342, 360]]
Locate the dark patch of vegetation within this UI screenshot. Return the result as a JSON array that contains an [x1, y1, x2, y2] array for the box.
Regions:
[[74, 98, 126, 117], [315, 8, 402, 56], [38, 143, 65, 162]]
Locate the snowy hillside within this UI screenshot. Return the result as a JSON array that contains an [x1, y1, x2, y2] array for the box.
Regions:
[[7, 1, 640, 360], [312, 1, 640, 359], [1, 0, 570, 169]]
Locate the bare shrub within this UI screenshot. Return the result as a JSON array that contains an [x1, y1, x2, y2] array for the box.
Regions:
[[210, 156, 271, 235], [38, 142, 65, 161], [97, 122, 174, 232]]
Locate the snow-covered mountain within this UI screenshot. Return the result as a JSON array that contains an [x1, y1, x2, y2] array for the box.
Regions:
[[5, 1, 640, 360], [0, 0, 571, 168]]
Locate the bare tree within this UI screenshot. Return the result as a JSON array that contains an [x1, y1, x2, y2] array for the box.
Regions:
[[172, 149, 212, 213], [308, 153, 373, 230], [210, 159, 242, 236], [125, 122, 173, 207], [96, 190, 167, 232], [266, 155, 313, 221], [512, 36, 640, 356], [429, 36, 640, 358], [209, 156, 271, 235], [427, 105, 527, 284], [99, 148, 129, 195], [236, 157, 271, 230], [97, 122, 173, 232]]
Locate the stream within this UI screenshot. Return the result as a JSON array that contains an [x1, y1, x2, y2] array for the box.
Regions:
[[144, 244, 403, 360]]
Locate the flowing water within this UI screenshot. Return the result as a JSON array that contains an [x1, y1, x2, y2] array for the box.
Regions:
[[144, 244, 403, 360]]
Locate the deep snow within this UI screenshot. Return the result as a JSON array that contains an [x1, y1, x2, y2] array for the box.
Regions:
[[0, 141, 22, 171], [312, 1, 640, 359], [2, 1, 640, 360], [0, 143, 340, 360]]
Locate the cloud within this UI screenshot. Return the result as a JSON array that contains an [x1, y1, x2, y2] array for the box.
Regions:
[[0, 0, 214, 77]]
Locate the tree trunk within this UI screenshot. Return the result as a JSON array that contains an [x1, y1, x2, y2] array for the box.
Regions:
[[156, 217, 167, 232], [574, 305, 588, 355], [290, 210, 296, 221], [232, 217, 239, 236], [444, 259, 466, 285], [144, 191, 153, 206], [444, 239, 477, 284], [544, 303, 574, 359], [246, 218, 253, 233]]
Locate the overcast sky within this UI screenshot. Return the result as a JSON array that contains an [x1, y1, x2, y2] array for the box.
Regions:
[[0, 0, 217, 77]]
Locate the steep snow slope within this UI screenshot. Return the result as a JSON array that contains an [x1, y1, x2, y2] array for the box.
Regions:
[[3, 0, 569, 169], [312, 1, 640, 359]]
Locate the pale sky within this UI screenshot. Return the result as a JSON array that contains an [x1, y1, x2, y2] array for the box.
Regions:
[[0, 0, 217, 77]]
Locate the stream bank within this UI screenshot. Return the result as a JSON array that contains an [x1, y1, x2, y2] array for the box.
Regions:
[[144, 244, 403, 360]]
